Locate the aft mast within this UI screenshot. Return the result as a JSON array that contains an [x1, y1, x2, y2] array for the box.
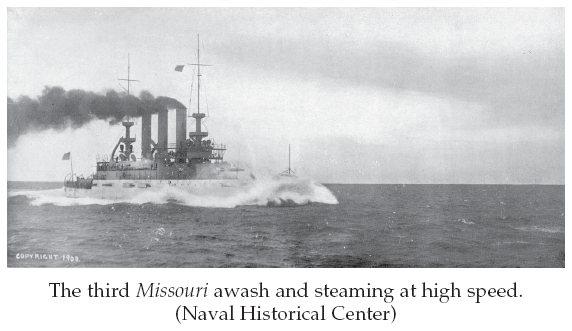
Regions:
[[188, 34, 211, 147], [175, 34, 226, 167]]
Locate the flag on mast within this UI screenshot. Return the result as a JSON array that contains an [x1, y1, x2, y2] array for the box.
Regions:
[[175, 65, 185, 72], [62, 152, 71, 160]]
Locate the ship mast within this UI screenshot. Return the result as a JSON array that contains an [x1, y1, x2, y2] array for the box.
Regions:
[[118, 54, 140, 99], [188, 34, 211, 147], [197, 36, 200, 114], [278, 144, 295, 177], [190, 34, 211, 115], [174, 36, 226, 165], [113, 54, 139, 161]]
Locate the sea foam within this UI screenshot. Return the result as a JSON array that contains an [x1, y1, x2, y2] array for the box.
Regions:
[[9, 177, 339, 208]]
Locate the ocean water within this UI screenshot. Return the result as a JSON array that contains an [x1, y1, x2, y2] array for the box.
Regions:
[[7, 180, 565, 268]]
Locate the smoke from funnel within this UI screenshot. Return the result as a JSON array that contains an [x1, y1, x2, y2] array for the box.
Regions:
[[7, 86, 186, 148]]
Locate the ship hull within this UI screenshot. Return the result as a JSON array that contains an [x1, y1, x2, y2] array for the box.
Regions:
[[63, 178, 250, 199]]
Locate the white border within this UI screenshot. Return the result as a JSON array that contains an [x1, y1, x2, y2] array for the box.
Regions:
[[3, 3, 569, 330]]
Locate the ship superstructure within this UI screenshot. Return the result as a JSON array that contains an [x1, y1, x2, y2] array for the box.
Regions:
[[64, 36, 247, 198]]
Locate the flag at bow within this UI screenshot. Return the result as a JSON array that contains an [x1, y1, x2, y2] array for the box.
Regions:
[[174, 65, 185, 72], [62, 152, 71, 160]]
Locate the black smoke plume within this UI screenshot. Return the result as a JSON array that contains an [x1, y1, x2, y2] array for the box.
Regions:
[[7, 86, 186, 148]]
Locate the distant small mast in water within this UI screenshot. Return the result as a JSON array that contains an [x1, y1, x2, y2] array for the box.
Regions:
[[276, 144, 297, 178]]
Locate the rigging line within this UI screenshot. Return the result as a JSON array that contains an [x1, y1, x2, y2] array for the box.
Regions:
[[201, 67, 209, 125], [202, 75, 210, 117], [200, 40, 209, 117], [188, 67, 195, 111], [197, 74, 209, 124], [189, 50, 197, 113], [107, 127, 125, 157]]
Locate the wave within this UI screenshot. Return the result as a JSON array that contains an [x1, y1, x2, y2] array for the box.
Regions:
[[7, 177, 339, 208], [457, 218, 474, 225], [8, 188, 117, 206], [497, 241, 530, 245], [515, 226, 563, 234]]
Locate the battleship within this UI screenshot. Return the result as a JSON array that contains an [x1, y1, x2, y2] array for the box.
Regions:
[[63, 37, 250, 198]]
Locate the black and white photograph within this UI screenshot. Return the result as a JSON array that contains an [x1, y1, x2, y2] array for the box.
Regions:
[[6, 7, 564, 268]]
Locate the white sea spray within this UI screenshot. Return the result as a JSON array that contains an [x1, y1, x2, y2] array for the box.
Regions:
[[10, 177, 339, 208]]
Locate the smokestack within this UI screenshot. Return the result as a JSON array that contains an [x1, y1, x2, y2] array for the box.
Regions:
[[176, 107, 187, 153], [157, 109, 168, 155], [141, 114, 152, 159]]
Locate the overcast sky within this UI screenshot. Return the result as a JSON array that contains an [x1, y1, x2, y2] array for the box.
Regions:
[[7, 7, 564, 184]]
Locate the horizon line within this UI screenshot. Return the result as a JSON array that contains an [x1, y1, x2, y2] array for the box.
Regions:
[[5, 180, 565, 186]]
